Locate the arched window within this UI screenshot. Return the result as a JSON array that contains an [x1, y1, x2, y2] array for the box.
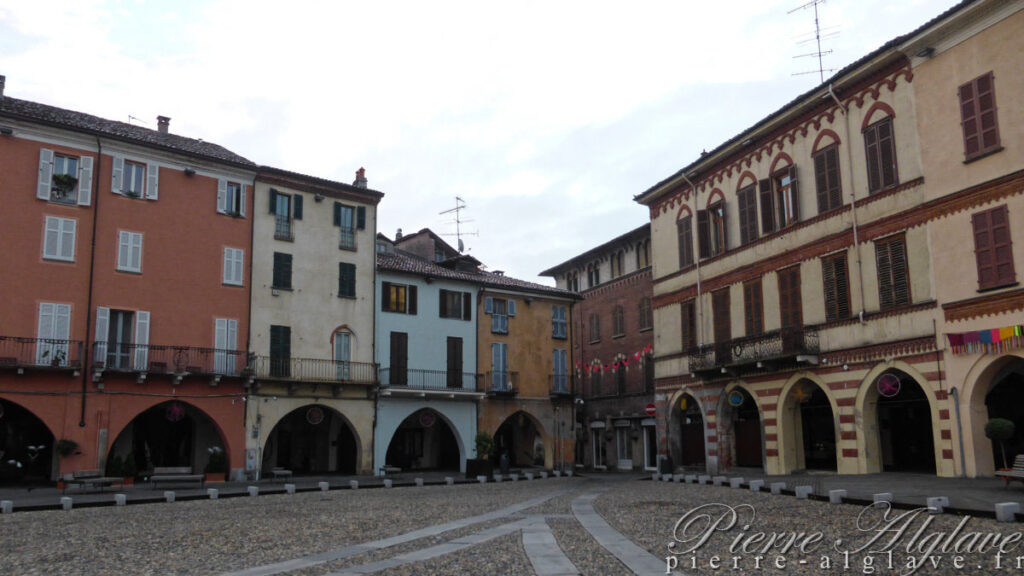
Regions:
[[612, 305, 625, 337], [638, 298, 652, 331], [334, 329, 352, 380], [589, 313, 601, 342]]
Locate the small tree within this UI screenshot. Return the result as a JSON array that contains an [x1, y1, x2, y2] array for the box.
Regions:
[[474, 432, 494, 460], [986, 418, 1016, 469]]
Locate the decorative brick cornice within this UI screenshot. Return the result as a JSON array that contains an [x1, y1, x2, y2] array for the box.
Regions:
[[822, 336, 937, 367], [580, 268, 652, 300], [942, 287, 1024, 323]]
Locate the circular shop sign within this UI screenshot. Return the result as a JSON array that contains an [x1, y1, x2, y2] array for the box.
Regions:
[[728, 390, 745, 407], [306, 406, 325, 425], [419, 411, 436, 428], [876, 374, 901, 398]]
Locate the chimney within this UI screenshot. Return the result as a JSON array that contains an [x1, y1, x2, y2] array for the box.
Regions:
[[354, 167, 368, 189], [395, 228, 403, 241], [157, 115, 171, 134], [0, 75, 6, 99]]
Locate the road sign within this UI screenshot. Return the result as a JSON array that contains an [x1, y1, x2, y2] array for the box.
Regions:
[[645, 403, 657, 416]]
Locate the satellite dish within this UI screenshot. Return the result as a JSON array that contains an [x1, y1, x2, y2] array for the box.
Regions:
[[458, 239, 465, 253], [876, 374, 901, 398]]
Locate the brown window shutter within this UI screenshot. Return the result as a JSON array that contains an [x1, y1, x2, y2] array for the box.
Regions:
[[822, 254, 850, 321], [759, 179, 775, 234], [864, 123, 881, 193], [778, 267, 802, 329], [826, 146, 842, 210], [822, 257, 837, 320], [681, 301, 696, 350], [890, 238, 910, 306], [973, 209, 994, 288], [788, 165, 800, 223], [677, 217, 693, 268], [439, 290, 448, 317], [974, 205, 1016, 289], [697, 209, 710, 259], [408, 285, 418, 315], [712, 289, 731, 344], [814, 150, 829, 214], [743, 280, 762, 336], [991, 205, 1016, 285], [959, 80, 980, 157], [877, 119, 898, 189], [876, 241, 894, 309], [977, 73, 1000, 151], [463, 292, 472, 321]]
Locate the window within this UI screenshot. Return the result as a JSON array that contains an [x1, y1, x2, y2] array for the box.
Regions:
[[616, 427, 633, 462], [269, 189, 300, 240], [338, 262, 356, 298], [382, 282, 417, 314], [440, 290, 472, 320], [111, 157, 157, 199], [681, 300, 696, 351], [269, 325, 291, 378], [592, 429, 607, 468], [446, 337, 463, 388], [590, 367, 603, 397], [760, 167, 800, 234], [567, 272, 580, 292], [677, 216, 694, 268], [334, 202, 355, 250], [864, 117, 898, 193], [875, 236, 910, 310], [43, 216, 76, 262], [217, 180, 246, 217], [697, 202, 726, 259], [972, 205, 1016, 290], [485, 297, 514, 333], [822, 253, 851, 321], [272, 252, 292, 290], [37, 149, 92, 206], [223, 248, 244, 286], [552, 305, 568, 339], [814, 144, 842, 213], [743, 279, 763, 337], [107, 310, 134, 369], [636, 240, 650, 269], [778, 266, 803, 330], [116, 231, 143, 273], [334, 330, 351, 380], [737, 185, 758, 245], [491, 342, 509, 391], [389, 331, 408, 385], [214, 318, 239, 375], [712, 289, 731, 362], [959, 72, 1001, 160], [123, 161, 145, 196], [552, 349, 568, 393], [434, 246, 445, 262], [611, 251, 624, 278], [638, 298, 653, 331], [94, 307, 148, 371], [589, 313, 601, 342], [587, 264, 600, 288], [36, 302, 71, 366], [612, 305, 625, 337]]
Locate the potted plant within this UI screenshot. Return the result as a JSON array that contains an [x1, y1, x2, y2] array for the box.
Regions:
[[204, 447, 227, 482], [466, 432, 495, 479], [51, 173, 78, 198], [121, 453, 137, 486], [40, 348, 66, 366], [55, 439, 79, 458], [986, 418, 1016, 470]]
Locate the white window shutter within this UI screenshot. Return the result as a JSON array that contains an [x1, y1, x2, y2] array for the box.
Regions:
[[94, 307, 110, 363], [236, 250, 244, 284], [78, 156, 93, 206], [133, 310, 150, 370], [215, 318, 227, 349], [111, 156, 124, 194], [508, 300, 517, 317], [217, 179, 227, 213], [54, 304, 71, 366], [145, 164, 159, 199], [37, 149, 54, 200], [44, 217, 60, 258], [484, 297, 494, 314], [61, 219, 76, 261], [228, 319, 238, 351], [132, 233, 143, 270], [118, 231, 130, 270], [222, 248, 231, 284], [239, 184, 247, 217], [37, 303, 55, 364]]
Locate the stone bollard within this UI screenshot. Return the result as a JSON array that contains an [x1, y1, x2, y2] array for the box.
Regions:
[[494, 474, 503, 483], [553, 470, 562, 477], [996, 502, 1020, 522], [795, 486, 813, 500], [248, 486, 259, 497], [510, 474, 519, 482], [730, 478, 744, 489], [712, 476, 727, 486], [525, 472, 534, 480], [662, 474, 671, 482], [1, 500, 13, 514], [673, 474, 684, 483], [207, 489, 219, 500], [61, 497, 73, 511], [319, 481, 330, 492], [698, 475, 711, 485], [685, 475, 697, 484], [749, 480, 765, 492], [445, 477, 455, 485], [164, 491, 176, 503], [829, 489, 847, 504], [651, 473, 659, 482], [114, 494, 127, 506], [477, 475, 487, 484], [540, 471, 548, 479], [873, 493, 893, 508], [383, 479, 393, 488], [770, 482, 786, 495], [926, 496, 949, 514], [415, 478, 424, 487], [285, 483, 296, 495], [566, 470, 574, 477], [349, 480, 359, 490]]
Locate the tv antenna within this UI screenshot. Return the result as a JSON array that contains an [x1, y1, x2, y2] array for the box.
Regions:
[[127, 115, 149, 126], [439, 197, 478, 253], [789, 0, 837, 83]]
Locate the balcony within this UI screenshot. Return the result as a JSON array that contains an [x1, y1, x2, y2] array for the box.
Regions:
[[250, 355, 377, 385], [688, 327, 819, 376], [0, 337, 83, 371], [486, 371, 518, 396], [380, 368, 479, 391], [549, 374, 573, 397], [92, 342, 248, 380]]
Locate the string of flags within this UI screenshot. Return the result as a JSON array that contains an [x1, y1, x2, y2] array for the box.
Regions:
[[576, 344, 653, 373], [946, 325, 1024, 355]]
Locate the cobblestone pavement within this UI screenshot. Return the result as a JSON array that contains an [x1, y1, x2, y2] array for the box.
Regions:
[[2, 474, 1023, 575]]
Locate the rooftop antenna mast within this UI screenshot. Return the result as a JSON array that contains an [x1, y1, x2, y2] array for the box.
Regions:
[[789, 0, 837, 83], [439, 197, 478, 253]]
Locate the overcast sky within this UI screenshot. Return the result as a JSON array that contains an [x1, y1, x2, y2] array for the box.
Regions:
[[1, 0, 958, 284]]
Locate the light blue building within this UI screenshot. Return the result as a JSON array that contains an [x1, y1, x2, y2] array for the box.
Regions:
[[374, 231, 485, 474]]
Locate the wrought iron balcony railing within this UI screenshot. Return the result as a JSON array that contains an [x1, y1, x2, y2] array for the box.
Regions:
[[687, 327, 819, 373], [92, 342, 248, 377], [486, 371, 518, 395], [250, 355, 377, 384], [0, 337, 84, 370], [380, 368, 480, 391]]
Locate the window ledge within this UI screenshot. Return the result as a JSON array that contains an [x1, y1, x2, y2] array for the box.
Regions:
[[43, 256, 76, 263], [338, 244, 357, 252], [589, 339, 601, 345], [613, 333, 625, 340], [337, 294, 356, 300], [977, 281, 1019, 294], [271, 286, 293, 292], [639, 327, 653, 333], [552, 335, 568, 340], [964, 146, 1004, 165], [274, 234, 295, 242], [223, 282, 244, 288], [116, 268, 142, 275]]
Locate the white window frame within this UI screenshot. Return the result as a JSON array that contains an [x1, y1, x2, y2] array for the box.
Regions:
[[217, 179, 246, 217], [335, 330, 351, 380], [223, 247, 245, 286], [592, 429, 607, 469], [36, 302, 71, 366], [214, 318, 238, 375], [117, 231, 143, 273], [43, 216, 76, 262], [642, 424, 658, 471], [112, 156, 158, 200]]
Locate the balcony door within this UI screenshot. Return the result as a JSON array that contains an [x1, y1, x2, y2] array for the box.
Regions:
[[778, 267, 803, 352], [390, 332, 408, 386], [616, 426, 633, 471], [334, 330, 351, 380], [108, 310, 134, 370], [446, 337, 462, 388], [712, 289, 731, 365]]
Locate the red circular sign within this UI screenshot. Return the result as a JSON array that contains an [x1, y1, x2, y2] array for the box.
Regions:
[[645, 404, 657, 416]]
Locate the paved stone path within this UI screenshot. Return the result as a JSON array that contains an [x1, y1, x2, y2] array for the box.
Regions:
[[521, 516, 579, 576], [571, 488, 680, 576]]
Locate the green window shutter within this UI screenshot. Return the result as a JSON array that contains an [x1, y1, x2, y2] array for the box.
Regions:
[[293, 194, 303, 220], [356, 206, 366, 230]]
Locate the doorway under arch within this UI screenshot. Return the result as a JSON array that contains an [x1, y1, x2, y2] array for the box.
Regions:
[[0, 398, 55, 484], [262, 405, 358, 474], [983, 358, 1024, 470], [384, 408, 460, 471], [108, 401, 227, 476], [873, 370, 936, 473], [779, 380, 837, 473], [495, 411, 545, 468], [718, 387, 762, 470], [672, 393, 706, 467]]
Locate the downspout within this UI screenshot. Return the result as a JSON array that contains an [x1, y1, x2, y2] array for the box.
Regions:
[[678, 173, 702, 345], [369, 206, 379, 475], [244, 172, 257, 471], [828, 83, 866, 323], [81, 136, 103, 428]]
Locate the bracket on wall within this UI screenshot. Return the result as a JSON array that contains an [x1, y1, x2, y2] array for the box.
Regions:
[[209, 375, 221, 387], [136, 373, 147, 385]]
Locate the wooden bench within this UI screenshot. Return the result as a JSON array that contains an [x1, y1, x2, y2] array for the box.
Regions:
[[996, 454, 1024, 486], [150, 466, 204, 488], [63, 469, 121, 493]]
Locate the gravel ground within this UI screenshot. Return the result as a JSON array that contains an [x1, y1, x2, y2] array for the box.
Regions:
[[548, 517, 626, 575], [383, 532, 535, 576], [0, 480, 568, 576], [594, 481, 1024, 576]]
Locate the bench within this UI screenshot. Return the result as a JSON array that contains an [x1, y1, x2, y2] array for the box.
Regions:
[[150, 466, 204, 488], [997, 455, 1024, 486], [379, 465, 402, 476], [63, 470, 121, 493], [269, 468, 292, 481]]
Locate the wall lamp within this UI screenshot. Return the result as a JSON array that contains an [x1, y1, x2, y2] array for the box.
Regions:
[[184, 167, 196, 176], [0, 126, 13, 136]]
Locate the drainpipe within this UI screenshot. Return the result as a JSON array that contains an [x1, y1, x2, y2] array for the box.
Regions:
[[678, 173, 703, 345], [827, 84, 866, 323], [81, 136, 103, 428]]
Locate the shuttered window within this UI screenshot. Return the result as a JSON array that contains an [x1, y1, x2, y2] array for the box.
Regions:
[[43, 216, 76, 262], [712, 289, 731, 344], [777, 266, 803, 329], [681, 300, 696, 351], [116, 231, 143, 273], [269, 325, 291, 378], [552, 305, 568, 338], [697, 202, 726, 259], [761, 167, 800, 232], [875, 236, 911, 310], [338, 262, 356, 298], [813, 144, 842, 213], [959, 72, 1001, 160], [638, 298, 652, 331], [864, 117, 898, 193], [972, 205, 1016, 290], [743, 279, 763, 336], [37, 302, 71, 365], [382, 282, 416, 314], [272, 252, 292, 290], [677, 216, 694, 268], [589, 313, 601, 342], [822, 253, 850, 321], [223, 248, 244, 286], [737, 185, 758, 245], [612, 306, 625, 337]]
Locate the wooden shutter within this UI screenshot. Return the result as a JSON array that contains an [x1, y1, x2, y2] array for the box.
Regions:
[[293, 194, 303, 220], [145, 164, 159, 200], [788, 165, 800, 223], [338, 262, 355, 298], [778, 267, 802, 329], [273, 252, 292, 289], [484, 296, 494, 314], [408, 285, 417, 315], [94, 307, 110, 363], [239, 185, 247, 217], [133, 310, 150, 370], [217, 179, 228, 213], [738, 186, 757, 245], [759, 178, 775, 234], [712, 289, 731, 344], [877, 119, 897, 189], [37, 148, 54, 200], [78, 156, 93, 206], [332, 202, 341, 225], [463, 292, 472, 321], [382, 282, 392, 310], [681, 301, 696, 350], [743, 280, 763, 336], [976, 73, 1000, 151], [215, 318, 228, 350], [356, 206, 366, 230], [822, 254, 850, 321], [118, 231, 131, 270], [989, 205, 1016, 286], [439, 289, 449, 317], [111, 156, 124, 194], [876, 237, 910, 309], [696, 209, 710, 259], [447, 337, 462, 387], [677, 217, 693, 268], [508, 299, 517, 317], [269, 189, 278, 214], [864, 123, 882, 193]]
